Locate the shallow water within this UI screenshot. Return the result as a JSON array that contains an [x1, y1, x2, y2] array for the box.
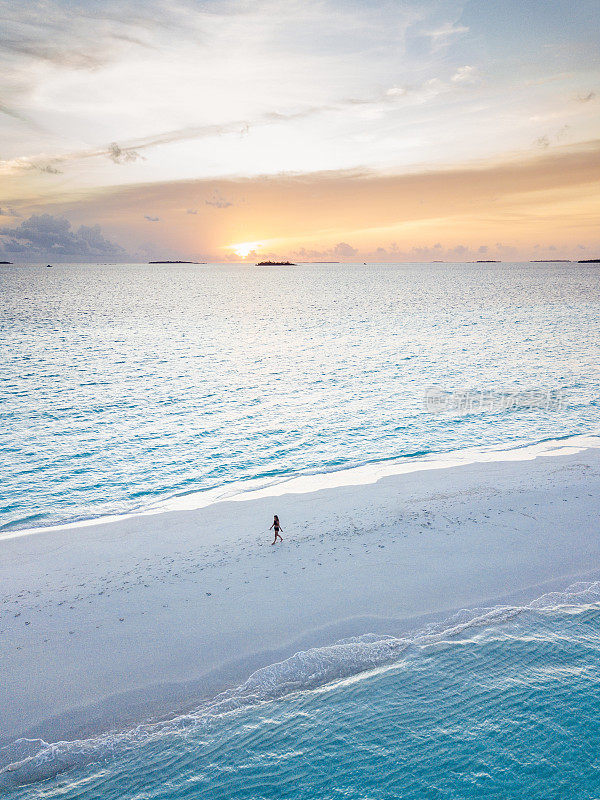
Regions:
[[3, 261, 600, 797], [1, 261, 599, 531], [3, 582, 600, 798]]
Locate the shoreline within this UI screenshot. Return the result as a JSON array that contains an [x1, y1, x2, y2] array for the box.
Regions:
[[8, 569, 600, 747], [4, 573, 600, 788], [3, 432, 597, 541], [2, 434, 600, 762]]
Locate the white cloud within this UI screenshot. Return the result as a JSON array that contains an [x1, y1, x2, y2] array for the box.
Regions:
[[451, 65, 479, 84]]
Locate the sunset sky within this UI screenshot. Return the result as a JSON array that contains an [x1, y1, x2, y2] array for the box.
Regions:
[[1, 0, 598, 262]]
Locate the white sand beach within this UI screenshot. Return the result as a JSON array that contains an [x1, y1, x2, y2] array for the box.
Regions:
[[2, 435, 600, 752]]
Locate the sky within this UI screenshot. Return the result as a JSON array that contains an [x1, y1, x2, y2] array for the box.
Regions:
[[0, 0, 598, 262]]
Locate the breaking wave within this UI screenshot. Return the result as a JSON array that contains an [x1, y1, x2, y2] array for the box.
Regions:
[[3, 580, 600, 789]]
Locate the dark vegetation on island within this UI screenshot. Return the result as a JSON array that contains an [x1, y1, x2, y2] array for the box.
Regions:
[[0, 260, 13, 264], [255, 260, 296, 265], [148, 260, 206, 264], [578, 259, 600, 263]]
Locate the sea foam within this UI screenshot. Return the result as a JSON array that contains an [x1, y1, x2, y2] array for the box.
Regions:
[[3, 579, 600, 788]]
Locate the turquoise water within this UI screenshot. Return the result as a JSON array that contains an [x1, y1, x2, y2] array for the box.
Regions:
[[2, 263, 600, 796], [1, 261, 599, 531], [3, 583, 600, 798]]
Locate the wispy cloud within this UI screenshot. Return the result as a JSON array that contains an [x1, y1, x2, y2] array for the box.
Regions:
[[0, 0, 172, 72], [425, 22, 469, 40], [0, 109, 318, 175], [108, 142, 143, 164], [144, 215, 160, 222], [451, 65, 479, 84], [0, 101, 44, 127], [0, 65, 485, 178], [0, 156, 65, 175]]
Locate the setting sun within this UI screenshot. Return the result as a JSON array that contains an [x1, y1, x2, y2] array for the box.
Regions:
[[230, 241, 262, 259]]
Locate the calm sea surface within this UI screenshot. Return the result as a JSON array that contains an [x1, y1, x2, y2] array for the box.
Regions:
[[1, 261, 599, 531], [2, 262, 600, 798]]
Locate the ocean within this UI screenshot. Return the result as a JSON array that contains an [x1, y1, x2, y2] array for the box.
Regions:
[[2, 261, 600, 798], [3, 582, 600, 798], [1, 261, 598, 531]]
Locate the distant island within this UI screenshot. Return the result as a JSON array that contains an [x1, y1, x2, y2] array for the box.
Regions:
[[256, 260, 296, 266], [530, 259, 571, 262], [148, 260, 206, 264], [578, 259, 600, 263], [476, 260, 500, 263], [0, 260, 13, 264]]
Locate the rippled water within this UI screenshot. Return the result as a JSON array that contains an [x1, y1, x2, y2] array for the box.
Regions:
[[1, 261, 598, 531], [3, 583, 600, 798]]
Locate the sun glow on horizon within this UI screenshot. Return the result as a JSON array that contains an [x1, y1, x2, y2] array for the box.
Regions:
[[229, 241, 262, 259]]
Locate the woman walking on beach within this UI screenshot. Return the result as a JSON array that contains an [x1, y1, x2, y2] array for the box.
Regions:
[[270, 514, 283, 544]]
